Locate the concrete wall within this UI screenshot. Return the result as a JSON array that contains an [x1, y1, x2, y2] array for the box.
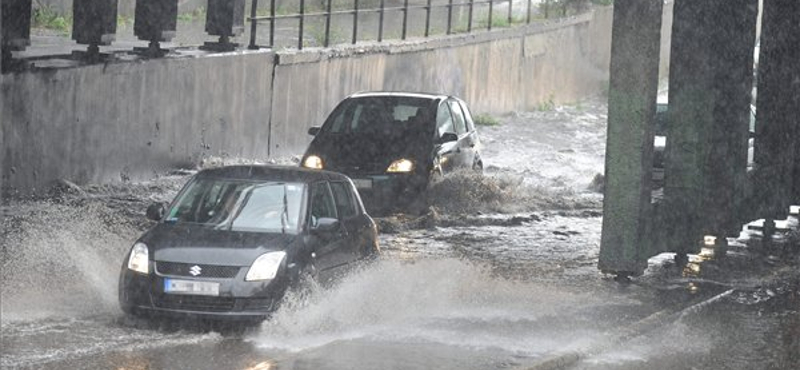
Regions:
[[270, 8, 614, 156], [1, 51, 273, 197], [2, 6, 619, 197]]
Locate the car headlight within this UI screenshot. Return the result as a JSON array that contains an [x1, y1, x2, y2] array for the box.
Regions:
[[387, 158, 414, 173], [127, 243, 149, 274], [303, 155, 324, 169], [246, 251, 286, 281]]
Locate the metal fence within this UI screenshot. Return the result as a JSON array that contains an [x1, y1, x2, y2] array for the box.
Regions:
[[247, 0, 539, 50]]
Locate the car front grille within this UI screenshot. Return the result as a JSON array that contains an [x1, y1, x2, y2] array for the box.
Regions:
[[156, 261, 241, 278], [153, 294, 236, 312]]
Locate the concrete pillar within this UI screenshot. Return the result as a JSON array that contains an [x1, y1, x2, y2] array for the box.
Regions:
[[700, 1, 759, 237], [599, 0, 663, 276], [206, 0, 246, 38], [0, 0, 4, 206], [2, 0, 32, 69], [663, 0, 757, 255], [134, 0, 179, 43], [753, 0, 800, 218], [72, 0, 119, 47]]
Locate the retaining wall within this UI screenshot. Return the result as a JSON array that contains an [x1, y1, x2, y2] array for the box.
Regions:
[[1, 6, 637, 199]]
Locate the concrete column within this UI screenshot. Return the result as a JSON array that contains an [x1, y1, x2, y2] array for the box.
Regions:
[[754, 0, 800, 218], [134, 0, 179, 43], [700, 1, 758, 237], [72, 0, 119, 46], [663, 0, 757, 254], [599, 0, 663, 276], [0, 0, 4, 206]]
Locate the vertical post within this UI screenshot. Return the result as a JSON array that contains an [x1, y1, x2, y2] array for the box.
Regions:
[[468, 0, 473, 32], [508, 0, 512, 25], [447, 0, 453, 35], [270, 0, 275, 48], [664, 0, 758, 257], [425, 0, 431, 37], [698, 0, 759, 240], [753, 0, 800, 221], [298, 0, 305, 49], [248, 0, 259, 49], [599, 0, 663, 277], [325, 0, 332, 47], [379, 0, 385, 42], [402, 0, 408, 40], [527, 0, 532, 24], [352, 0, 359, 44], [488, 0, 493, 30]]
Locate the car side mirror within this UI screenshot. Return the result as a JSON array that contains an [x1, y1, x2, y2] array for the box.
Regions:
[[146, 203, 166, 221], [308, 127, 321, 136], [311, 217, 340, 234], [438, 132, 459, 144]]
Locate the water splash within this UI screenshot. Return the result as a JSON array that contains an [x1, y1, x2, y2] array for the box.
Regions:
[[251, 258, 632, 358]]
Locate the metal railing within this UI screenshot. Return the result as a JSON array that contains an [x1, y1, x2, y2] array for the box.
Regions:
[[247, 0, 538, 50]]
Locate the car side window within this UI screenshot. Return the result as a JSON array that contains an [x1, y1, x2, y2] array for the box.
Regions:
[[310, 182, 337, 224], [448, 99, 467, 136], [329, 181, 357, 218], [436, 102, 455, 137], [458, 100, 476, 132]]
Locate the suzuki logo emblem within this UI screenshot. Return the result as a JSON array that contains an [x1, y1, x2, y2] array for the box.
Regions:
[[189, 265, 202, 276]]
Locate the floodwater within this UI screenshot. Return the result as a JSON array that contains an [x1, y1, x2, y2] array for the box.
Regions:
[[2, 99, 799, 369]]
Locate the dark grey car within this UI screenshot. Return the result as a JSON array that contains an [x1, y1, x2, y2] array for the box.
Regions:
[[118, 165, 379, 322], [301, 92, 483, 214]]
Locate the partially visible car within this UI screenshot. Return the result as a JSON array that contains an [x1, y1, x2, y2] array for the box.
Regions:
[[118, 165, 379, 322], [652, 103, 756, 187], [301, 91, 483, 213]]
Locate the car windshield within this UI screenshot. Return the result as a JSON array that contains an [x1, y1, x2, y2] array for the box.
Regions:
[[323, 96, 432, 135], [165, 178, 305, 234]]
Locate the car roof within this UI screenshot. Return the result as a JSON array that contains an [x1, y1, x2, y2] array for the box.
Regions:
[[195, 165, 350, 183], [348, 91, 453, 101]]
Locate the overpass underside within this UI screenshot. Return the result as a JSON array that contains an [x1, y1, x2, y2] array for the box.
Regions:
[[601, 0, 800, 276]]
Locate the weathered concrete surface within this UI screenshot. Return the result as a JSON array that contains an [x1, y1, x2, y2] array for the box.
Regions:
[[1, 51, 274, 197], [753, 0, 800, 220], [270, 9, 615, 156], [2, 5, 665, 197], [599, 0, 663, 275]]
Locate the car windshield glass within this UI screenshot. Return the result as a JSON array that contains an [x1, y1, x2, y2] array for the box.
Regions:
[[165, 178, 305, 234], [323, 96, 432, 135]]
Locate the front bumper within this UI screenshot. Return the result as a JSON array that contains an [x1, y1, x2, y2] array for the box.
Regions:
[[348, 173, 427, 213], [118, 264, 289, 320]]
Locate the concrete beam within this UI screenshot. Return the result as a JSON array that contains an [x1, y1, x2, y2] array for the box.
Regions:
[[599, 0, 663, 276], [753, 0, 800, 218]]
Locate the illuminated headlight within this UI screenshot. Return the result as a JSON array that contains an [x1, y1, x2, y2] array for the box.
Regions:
[[387, 158, 414, 173], [127, 243, 149, 274], [246, 251, 286, 281], [303, 155, 324, 169]]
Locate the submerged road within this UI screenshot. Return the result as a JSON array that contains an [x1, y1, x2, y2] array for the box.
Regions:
[[2, 100, 799, 369]]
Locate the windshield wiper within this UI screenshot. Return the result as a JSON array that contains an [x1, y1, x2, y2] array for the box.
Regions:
[[281, 184, 289, 234]]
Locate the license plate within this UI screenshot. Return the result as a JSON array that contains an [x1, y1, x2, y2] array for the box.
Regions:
[[164, 278, 220, 296], [352, 178, 373, 189]]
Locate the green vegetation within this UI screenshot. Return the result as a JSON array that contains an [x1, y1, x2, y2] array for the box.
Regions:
[[474, 114, 501, 127], [177, 7, 207, 23], [537, 94, 556, 111], [31, 5, 71, 34]]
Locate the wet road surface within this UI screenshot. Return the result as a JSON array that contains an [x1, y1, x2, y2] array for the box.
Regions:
[[2, 100, 799, 369]]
